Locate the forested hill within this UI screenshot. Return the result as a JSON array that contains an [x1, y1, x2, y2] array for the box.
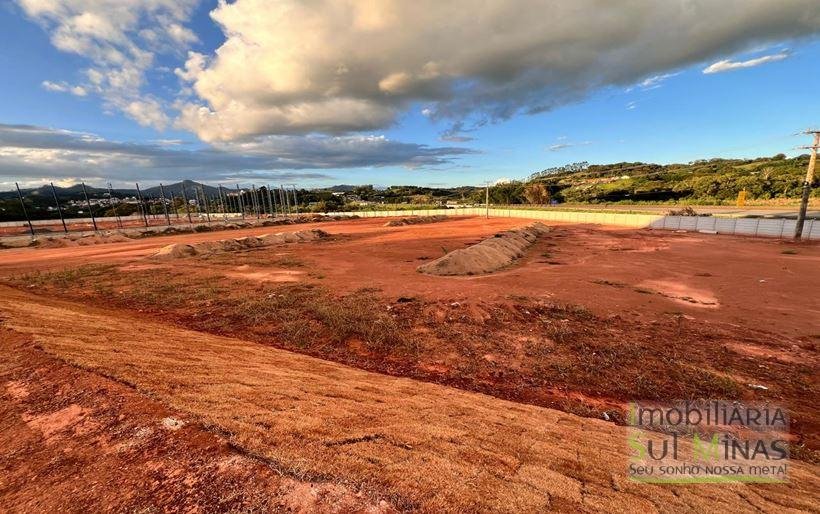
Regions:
[[526, 154, 813, 204]]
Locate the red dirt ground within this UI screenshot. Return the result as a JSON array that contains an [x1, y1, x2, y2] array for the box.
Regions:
[[0, 328, 392, 512], [2, 217, 818, 422], [3, 216, 816, 337], [2, 287, 817, 512], [1, 215, 818, 510]]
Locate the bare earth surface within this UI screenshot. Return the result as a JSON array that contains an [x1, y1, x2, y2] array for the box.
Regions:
[[0, 328, 388, 513], [1, 216, 817, 336], [1, 287, 818, 512], [1, 215, 818, 511]]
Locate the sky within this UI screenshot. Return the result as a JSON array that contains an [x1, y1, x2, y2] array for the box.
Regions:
[[1, 0, 819, 190]]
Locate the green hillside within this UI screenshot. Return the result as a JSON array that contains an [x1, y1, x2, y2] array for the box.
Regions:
[[526, 154, 814, 205]]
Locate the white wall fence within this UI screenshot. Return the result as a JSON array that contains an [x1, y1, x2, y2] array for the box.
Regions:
[[323, 207, 820, 240]]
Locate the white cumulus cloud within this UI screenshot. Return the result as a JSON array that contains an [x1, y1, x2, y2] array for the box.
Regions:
[[41, 80, 87, 96], [17, 0, 199, 129], [174, 0, 820, 142]]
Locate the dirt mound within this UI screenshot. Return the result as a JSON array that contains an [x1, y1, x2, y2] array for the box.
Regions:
[[418, 222, 549, 275], [257, 215, 358, 227], [36, 233, 136, 248], [153, 243, 197, 258], [260, 218, 293, 227], [0, 237, 37, 249], [384, 215, 448, 227], [153, 229, 328, 259], [33, 238, 75, 249]]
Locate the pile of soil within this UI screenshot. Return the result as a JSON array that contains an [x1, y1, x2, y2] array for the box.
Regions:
[[384, 215, 448, 227], [417, 222, 549, 275], [36, 233, 136, 248], [0, 238, 37, 249], [153, 229, 328, 259], [261, 214, 358, 226]]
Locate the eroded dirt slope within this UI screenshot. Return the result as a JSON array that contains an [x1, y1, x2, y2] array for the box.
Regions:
[[0, 329, 389, 513], [1, 286, 817, 512]]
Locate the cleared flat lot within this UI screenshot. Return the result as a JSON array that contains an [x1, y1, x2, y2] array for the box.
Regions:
[[1, 215, 818, 511]]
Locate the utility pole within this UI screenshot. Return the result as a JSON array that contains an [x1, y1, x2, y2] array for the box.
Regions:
[[795, 130, 820, 240]]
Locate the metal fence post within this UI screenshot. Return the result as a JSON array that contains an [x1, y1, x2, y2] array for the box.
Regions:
[[135, 183, 149, 227], [281, 185, 290, 215], [267, 184, 276, 216], [181, 183, 193, 224], [107, 182, 123, 229], [251, 184, 260, 219], [81, 182, 98, 232], [15, 182, 35, 237], [236, 185, 245, 220], [158, 183, 172, 226], [217, 185, 227, 221], [201, 186, 212, 224], [49, 182, 68, 233]]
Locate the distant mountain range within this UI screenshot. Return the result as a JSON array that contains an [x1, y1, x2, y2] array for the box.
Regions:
[[0, 181, 376, 201], [2, 180, 241, 200], [325, 184, 356, 192], [0, 183, 114, 200], [140, 180, 222, 199]]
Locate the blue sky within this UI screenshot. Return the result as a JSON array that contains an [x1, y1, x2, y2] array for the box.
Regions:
[[1, 1, 818, 189]]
